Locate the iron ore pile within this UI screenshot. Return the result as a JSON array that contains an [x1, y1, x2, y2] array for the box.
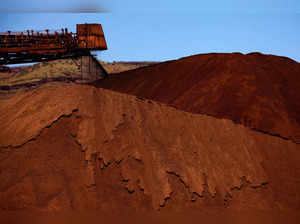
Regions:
[[0, 52, 299, 220]]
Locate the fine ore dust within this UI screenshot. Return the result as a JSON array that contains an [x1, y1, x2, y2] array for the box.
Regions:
[[0, 84, 299, 213]]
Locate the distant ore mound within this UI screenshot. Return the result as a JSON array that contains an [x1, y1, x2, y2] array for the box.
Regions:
[[0, 84, 299, 212], [96, 53, 300, 143]]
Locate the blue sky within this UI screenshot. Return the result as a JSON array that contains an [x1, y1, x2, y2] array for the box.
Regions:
[[0, 0, 299, 62]]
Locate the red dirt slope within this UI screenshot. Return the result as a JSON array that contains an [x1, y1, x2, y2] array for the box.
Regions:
[[0, 84, 300, 212], [96, 53, 300, 143]]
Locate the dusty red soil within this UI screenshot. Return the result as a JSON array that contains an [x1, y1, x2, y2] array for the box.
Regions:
[[95, 52, 300, 143], [0, 84, 299, 213]]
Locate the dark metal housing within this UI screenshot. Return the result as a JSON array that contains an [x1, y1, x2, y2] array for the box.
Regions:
[[0, 23, 107, 65]]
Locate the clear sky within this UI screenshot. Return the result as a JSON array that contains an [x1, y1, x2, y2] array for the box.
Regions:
[[0, 0, 299, 62]]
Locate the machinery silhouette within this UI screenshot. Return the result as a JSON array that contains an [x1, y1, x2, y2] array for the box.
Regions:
[[0, 23, 108, 81]]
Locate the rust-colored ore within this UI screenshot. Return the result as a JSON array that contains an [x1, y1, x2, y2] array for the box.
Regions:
[[95, 53, 300, 143], [0, 84, 299, 212]]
